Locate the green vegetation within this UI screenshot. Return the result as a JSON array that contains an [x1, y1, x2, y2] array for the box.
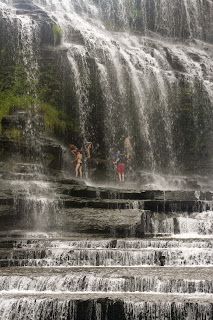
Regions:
[[38, 65, 62, 106], [39, 102, 67, 132], [126, 0, 144, 29], [52, 24, 63, 46], [0, 92, 33, 126], [0, 90, 69, 133], [0, 59, 76, 139], [132, 8, 142, 19], [12, 64, 32, 95], [0, 21, 77, 142], [3, 128, 23, 141], [0, 63, 37, 95]]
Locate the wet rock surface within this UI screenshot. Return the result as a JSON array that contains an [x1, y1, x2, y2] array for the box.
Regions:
[[0, 235, 213, 319], [1, 0, 213, 175], [0, 0, 213, 317], [1, 157, 213, 234], [0, 162, 213, 318], [1, 168, 213, 234]]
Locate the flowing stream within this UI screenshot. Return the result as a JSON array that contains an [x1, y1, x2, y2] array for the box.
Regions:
[[0, 0, 213, 319]]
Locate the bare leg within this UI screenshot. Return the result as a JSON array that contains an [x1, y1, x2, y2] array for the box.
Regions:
[[79, 165, 83, 178], [76, 163, 80, 177], [122, 173, 125, 182], [118, 173, 122, 182]]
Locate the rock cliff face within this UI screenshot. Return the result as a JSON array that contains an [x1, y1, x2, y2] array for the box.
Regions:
[[0, 0, 213, 176]]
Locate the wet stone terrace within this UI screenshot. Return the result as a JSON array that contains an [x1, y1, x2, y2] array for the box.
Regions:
[[0, 178, 213, 319]]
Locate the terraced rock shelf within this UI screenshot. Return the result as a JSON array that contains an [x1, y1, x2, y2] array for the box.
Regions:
[[0, 174, 213, 319]]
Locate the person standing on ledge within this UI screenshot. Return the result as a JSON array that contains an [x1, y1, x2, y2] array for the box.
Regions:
[[114, 151, 126, 183], [69, 144, 83, 178], [75, 149, 83, 178], [124, 136, 133, 162], [84, 142, 94, 179], [85, 142, 93, 159]]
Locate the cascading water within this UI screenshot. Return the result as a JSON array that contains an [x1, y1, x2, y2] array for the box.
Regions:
[[141, 210, 213, 237], [1, 0, 213, 177], [1, 0, 213, 319], [1, 273, 213, 294], [0, 0, 60, 230], [1, 209, 213, 319], [14, 0, 212, 175]]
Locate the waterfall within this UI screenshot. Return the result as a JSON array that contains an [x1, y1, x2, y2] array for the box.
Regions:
[[0, 298, 212, 320], [0, 0, 60, 230], [11, 238, 213, 250], [141, 210, 213, 237], [11, 180, 59, 230], [1, 274, 213, 294], [2, 242, 213, 267], [0, 0, 210, 174], [1, 0, 213, 174], [124, 301, 213, 320], [39, 0, 212, 173], [0, 1, 213, 319]]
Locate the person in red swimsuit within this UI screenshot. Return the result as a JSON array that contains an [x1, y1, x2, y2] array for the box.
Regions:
[[117, 162, 125, 182], [114, 152, 126, 183]]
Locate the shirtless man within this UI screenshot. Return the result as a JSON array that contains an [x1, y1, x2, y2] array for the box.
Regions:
[[85, 142, 93, 159], [69, 145, 83, 178], [124, 136, 133, 161], [69, 144, 78, 156], [75, 149, 83, 178]]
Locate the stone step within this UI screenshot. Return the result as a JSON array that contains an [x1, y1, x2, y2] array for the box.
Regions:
[[0, 231, 115, 241], [62, 198, 213, 212], [54, 178, 86, 186], [58, 208, 143, 236], [1, 237, 213, 249], [0, 205, 15, 216], [0, 198, 14, 206], [58, 185, 213, 201], [14, 163, 44, 174], [0, 292, 212, 305], [1, 172, 48, 181], [59, 187, 213, 201], [62, 198, 143, 210], [2, 195, 212, 214], [0, 246, 212, 267], [0, 294, 212, 320], [60, 186, 163, 200], [0, 266, 213, 294], [1, 265, 213, 281], [143, 200, 213, 213]]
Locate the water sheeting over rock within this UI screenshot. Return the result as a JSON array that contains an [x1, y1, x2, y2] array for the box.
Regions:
[[0, 297, 212, 320], [0, 0, 213, 175]]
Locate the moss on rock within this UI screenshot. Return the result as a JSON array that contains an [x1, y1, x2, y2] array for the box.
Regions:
[[52, 24, 63, 46], [0, 91, 71, 134]]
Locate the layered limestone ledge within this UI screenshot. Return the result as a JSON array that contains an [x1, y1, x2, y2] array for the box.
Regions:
[[143, 200, 213, 213], [1, 169, 213, 234], [58, 184, 213, 201], [2, 266, 213, 281], [54, 208, 143, 236], [0, 294, 212, 320]]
